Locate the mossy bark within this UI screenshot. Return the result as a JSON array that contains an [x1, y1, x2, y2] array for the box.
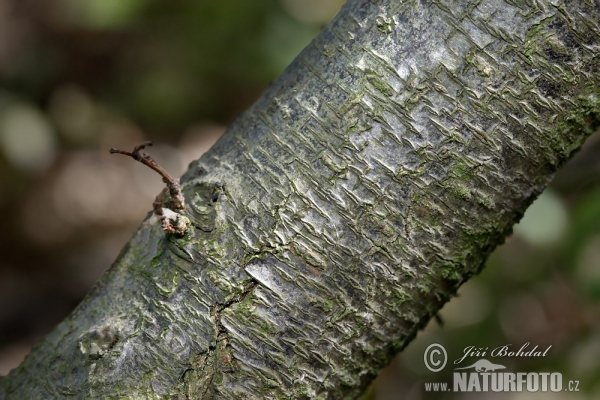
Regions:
[[2, 0, 600, 398]]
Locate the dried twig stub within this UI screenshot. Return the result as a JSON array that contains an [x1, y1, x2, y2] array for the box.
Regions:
[[109, 142, 185, 210], [153, 187, 168, 216], [110, 142, 188, 236]]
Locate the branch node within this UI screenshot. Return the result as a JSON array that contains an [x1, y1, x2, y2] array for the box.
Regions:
[[161, 208, 191, 237]]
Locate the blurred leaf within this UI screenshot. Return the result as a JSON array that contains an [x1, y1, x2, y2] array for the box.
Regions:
[[281, 0, 346, 25], [130, 66, 198, 129], [513, 189, 568, 247], [0, 104, 57, 172], [259, 10, 320, 76], [66, 0, 145, 29]]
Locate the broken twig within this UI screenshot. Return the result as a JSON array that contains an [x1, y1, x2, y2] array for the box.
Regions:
[[110, 142, 189, 236], [109, 141, 185, 210]]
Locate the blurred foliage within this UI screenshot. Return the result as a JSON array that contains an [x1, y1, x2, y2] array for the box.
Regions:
[[0, 1, 599, 399], [1, 0, 331, 134]]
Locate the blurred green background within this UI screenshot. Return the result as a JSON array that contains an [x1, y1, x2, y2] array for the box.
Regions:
[[0, 1, 599, 399]]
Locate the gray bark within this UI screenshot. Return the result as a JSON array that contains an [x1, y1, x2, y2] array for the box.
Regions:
[[2, 0, 600, 398]]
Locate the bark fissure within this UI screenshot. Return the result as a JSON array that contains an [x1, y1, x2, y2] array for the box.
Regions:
[[187, 279, 259, 399]]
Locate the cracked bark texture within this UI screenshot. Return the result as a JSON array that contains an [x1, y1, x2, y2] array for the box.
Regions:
[[2, 0, 600, 398]]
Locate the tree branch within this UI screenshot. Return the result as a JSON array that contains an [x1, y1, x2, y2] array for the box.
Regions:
[[2, 0, 600, 398]]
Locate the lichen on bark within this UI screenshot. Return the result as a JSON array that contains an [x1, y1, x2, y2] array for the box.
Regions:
[[2, 0, 600, 399]]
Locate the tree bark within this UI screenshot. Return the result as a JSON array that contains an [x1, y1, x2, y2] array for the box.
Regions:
[[2, 0, 600, 398]]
